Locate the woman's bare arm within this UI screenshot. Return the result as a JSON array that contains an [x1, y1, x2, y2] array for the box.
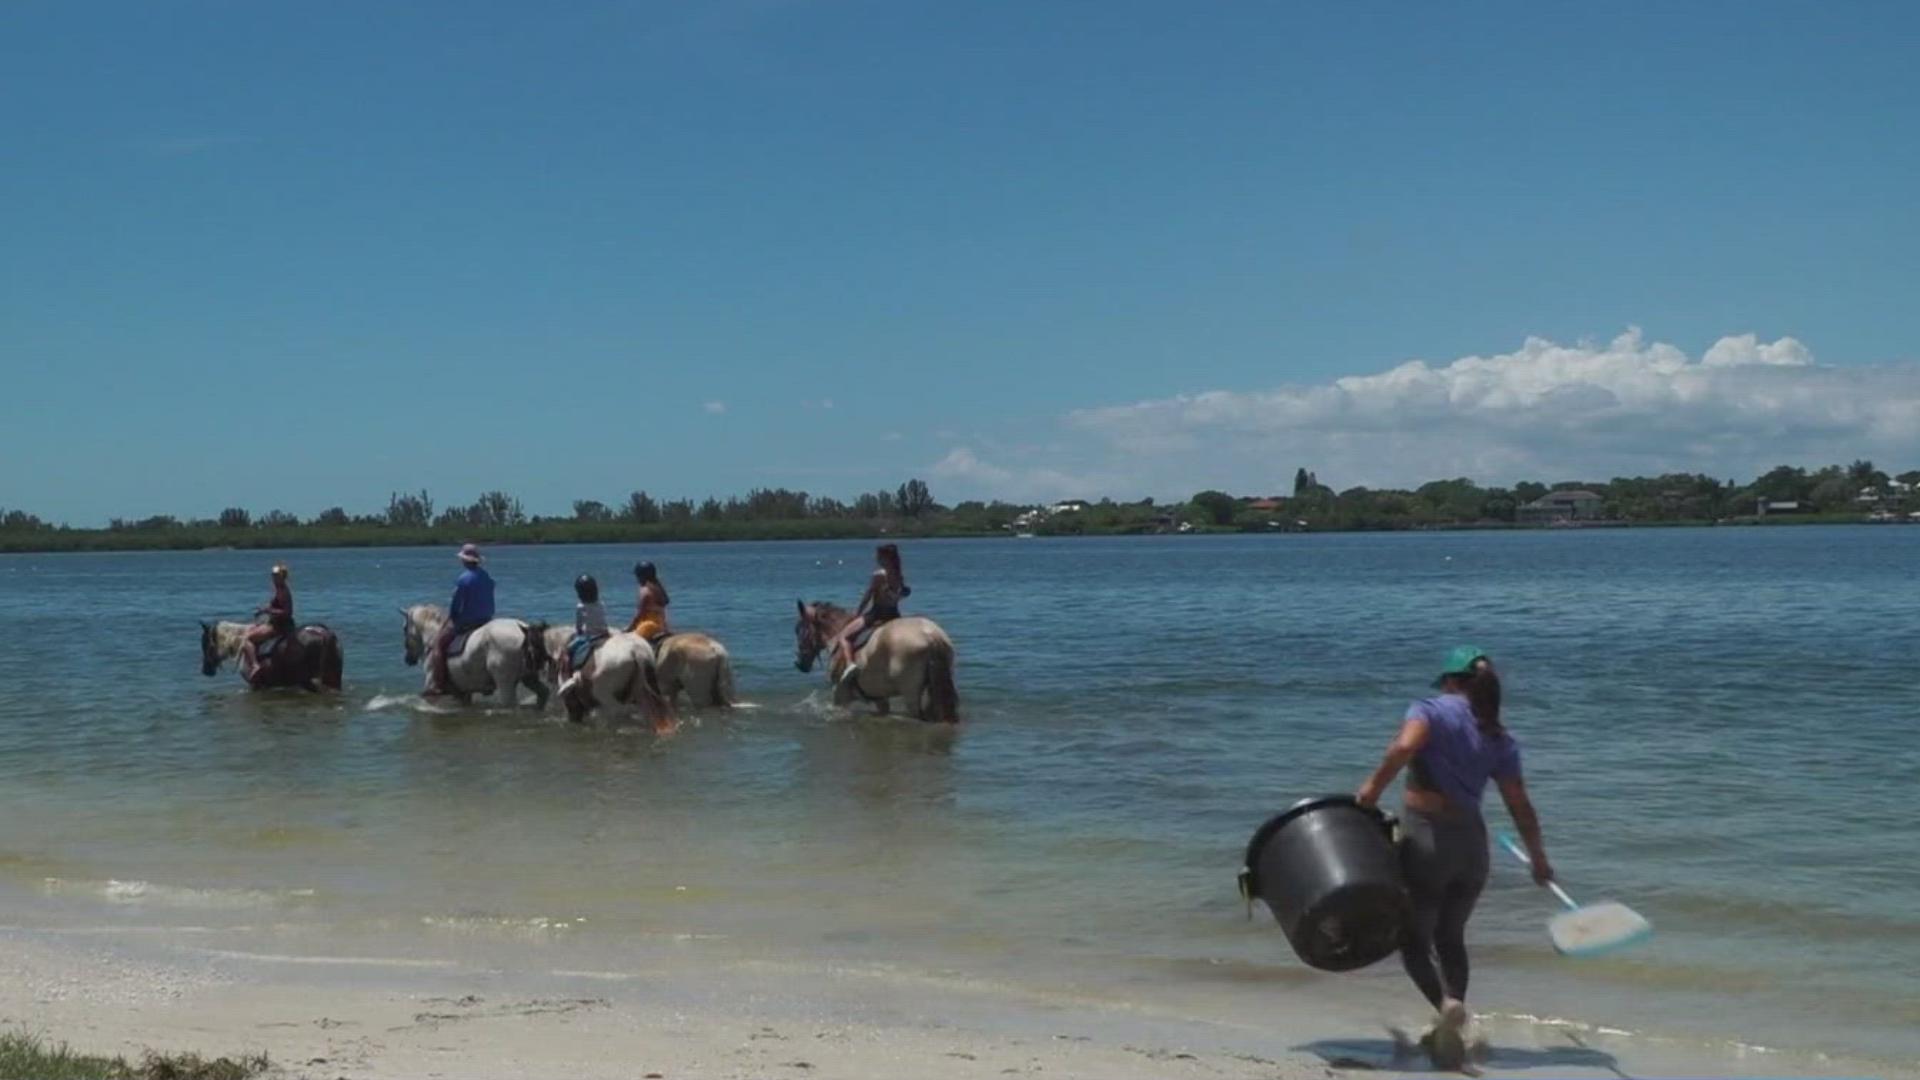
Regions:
[[1496, 774, 1553, 885], [1355, 716, 1428, 807]]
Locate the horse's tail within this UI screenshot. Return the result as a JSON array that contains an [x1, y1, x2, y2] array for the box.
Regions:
[[712, 654, 735, 708], [322, 630, 345, 691], [922, 635, 960, 724], [636, 650, 675, 731]]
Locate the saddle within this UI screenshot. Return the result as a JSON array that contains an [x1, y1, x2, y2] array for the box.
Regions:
[[849, 611, 898, 653], [567, 633, 606, 671], [256, 631, 293, 661], [446, 630, 474, 658]]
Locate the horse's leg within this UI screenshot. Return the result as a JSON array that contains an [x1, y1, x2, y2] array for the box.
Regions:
[[522, 670, 549, 708], [898, 660, 927, 721], [831, 671, 858, 707], [518, 644, 549, 708], [493, 653, 519, 707]]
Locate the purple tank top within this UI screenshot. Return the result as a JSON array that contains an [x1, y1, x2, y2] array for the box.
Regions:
[[1406, 694, 1521, 808]]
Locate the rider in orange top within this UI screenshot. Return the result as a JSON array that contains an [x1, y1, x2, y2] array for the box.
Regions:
[[629, 561, 670, 643]]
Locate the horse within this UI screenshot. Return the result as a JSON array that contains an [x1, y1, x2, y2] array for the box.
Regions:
[[200, 620, 344, 691], [656, 633, 737, 708], [538, 625, 675, 730], [793, 601, 959, 723], [400, 604, 549, 708], [545, 625, 734, 710]]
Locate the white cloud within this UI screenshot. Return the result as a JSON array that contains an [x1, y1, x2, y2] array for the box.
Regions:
[[1054, 330, 1920, 494], [703, 401, 727, 415], [929, 448, 1103, 502]]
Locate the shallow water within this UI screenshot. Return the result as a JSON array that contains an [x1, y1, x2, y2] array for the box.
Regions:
[[1, 530, 1916, 1063]]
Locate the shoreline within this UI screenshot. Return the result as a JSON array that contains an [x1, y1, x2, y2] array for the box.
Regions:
[[4, 926, 1903, 1080], [0, 514, 1891, 556]]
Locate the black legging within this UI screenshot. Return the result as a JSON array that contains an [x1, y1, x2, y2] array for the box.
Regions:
[[1398, 806, 1489, 1008]]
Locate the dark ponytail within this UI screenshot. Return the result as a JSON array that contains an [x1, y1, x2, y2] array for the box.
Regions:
[[1464, 660, 1503, 737], [877, 543, 907, 596]]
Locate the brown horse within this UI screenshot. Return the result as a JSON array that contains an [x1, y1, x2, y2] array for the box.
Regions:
[[201, 620, 344, 691], [793, 601, 959, 723]]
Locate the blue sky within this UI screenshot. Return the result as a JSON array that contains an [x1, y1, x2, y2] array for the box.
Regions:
[[3, 1, 1917, 523]]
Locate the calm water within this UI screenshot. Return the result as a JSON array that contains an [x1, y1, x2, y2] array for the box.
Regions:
[[1, 531, 1916, 1063]]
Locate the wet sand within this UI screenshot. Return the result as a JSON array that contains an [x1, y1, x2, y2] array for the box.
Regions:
[[2, 929, 1906, 1080]]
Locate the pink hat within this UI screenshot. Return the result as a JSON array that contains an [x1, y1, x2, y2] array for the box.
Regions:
[[458, 543, 484, 565]]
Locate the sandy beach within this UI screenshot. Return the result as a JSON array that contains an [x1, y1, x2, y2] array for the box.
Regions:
[[4, 923, 1908, 1080]]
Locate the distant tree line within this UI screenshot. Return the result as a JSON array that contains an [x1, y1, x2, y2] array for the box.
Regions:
[[2, 464, 1915, 552]]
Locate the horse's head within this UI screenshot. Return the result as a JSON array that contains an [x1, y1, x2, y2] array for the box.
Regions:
[[400, 606, 430, 666], [793, 600, 822, 672], [523, 620, 550, 678], [199, 620, 221, 677], [541, 624, 573, 679], [794, 599, 848, 673]]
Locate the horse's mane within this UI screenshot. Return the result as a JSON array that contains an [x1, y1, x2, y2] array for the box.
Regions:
[[808, 601, 850, 621], [206, 621, 251, 657], [407, 603, 447, 624]]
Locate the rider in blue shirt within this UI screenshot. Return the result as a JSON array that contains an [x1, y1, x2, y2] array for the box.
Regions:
[[427, 543, 495, 695]]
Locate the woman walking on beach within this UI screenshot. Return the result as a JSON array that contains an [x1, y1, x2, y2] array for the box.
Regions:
[[1354, 646, 1554, 1068]]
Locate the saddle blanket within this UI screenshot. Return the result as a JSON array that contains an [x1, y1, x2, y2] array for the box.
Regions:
[[568, 633, 606, 670]]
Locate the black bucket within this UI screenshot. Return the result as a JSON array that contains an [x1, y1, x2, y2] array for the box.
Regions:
[[1238, 795, 1409, 972]]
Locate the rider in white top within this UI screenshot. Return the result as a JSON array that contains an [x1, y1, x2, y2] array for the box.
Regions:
[[576, 597, 610, 637], [558, 575, 611, 701]]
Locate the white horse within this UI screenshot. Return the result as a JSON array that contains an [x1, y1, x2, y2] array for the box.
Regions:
[[539, 625, 675, 730], [401, 604, 549, 707], [793, 601, 960, 722]]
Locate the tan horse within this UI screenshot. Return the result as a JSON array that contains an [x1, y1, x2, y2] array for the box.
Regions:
[[793, 601, 959, 722], [655, 633, 736, 708]]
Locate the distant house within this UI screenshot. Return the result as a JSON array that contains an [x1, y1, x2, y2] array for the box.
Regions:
[[1519, 490, 1604, 523], [1050, 499, 1090, 514], [1246, 497, 1286, 513], [1758, 499, 1804, 515]]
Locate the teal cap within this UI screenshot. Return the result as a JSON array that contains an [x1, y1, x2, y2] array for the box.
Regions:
[[1434, 645, 1488, 686]]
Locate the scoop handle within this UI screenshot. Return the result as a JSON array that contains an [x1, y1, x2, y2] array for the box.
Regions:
[[1496, 831, 1580, 911]]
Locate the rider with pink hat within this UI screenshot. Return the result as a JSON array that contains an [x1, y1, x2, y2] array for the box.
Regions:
[[425, 543, 495, 696]]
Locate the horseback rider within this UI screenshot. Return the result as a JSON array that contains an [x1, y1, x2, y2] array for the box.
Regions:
[[426, 543, 494, 697], [556, 573, 610, 701], [241, 563, 295, 679], [831, 543, 910, 680], [630, 561, 670, 644]]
